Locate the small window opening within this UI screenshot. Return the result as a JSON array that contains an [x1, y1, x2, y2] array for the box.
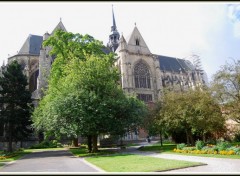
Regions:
[[136, 39, 140, 46]]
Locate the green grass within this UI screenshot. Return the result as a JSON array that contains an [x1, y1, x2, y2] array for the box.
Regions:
[[125, 143, 140, 147], [86, 153, 204, 172], [139, 143, 176, 153], [69, 147, 116, 157], [24, 147, 66, 153]]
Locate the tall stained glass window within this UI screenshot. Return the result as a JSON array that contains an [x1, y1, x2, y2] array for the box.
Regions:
[[134, 61, 151, 88]]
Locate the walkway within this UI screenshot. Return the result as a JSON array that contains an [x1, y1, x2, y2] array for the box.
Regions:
[[0, 149, 102, 173], [1, 141, 240, 173]]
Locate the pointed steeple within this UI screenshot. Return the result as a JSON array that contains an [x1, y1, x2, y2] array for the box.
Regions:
[[107, 5, 120, 52], [51, 18, 67, 35], [111, 5, 117, 32]]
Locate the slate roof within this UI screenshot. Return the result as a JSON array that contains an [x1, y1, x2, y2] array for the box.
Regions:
[[102, 46, 112, 55], [156, 55, 195, 73], [19, 35, 43, 55]]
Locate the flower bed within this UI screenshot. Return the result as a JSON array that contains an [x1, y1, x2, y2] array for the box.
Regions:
[[0, 151, 19, 160], [173, 141, 240, 156]]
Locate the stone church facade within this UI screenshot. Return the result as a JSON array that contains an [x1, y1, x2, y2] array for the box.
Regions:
[[107, 9, 205, 104], [0, 8, 205, 142]]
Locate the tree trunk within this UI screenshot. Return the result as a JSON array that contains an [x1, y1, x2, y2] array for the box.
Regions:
[[87, 135, 92, 153], [160, 130, 163, 147], [185, 130, 190, 146], [38, 132, 44, 143], [92, 135, 98, 153], [189, 132, 194, 146], [202, 132, 206, 143], [20, 141, 23, 148], [120, 136, 123, 146], [72, 137, 78, 147], [8, 123, 13, 152]]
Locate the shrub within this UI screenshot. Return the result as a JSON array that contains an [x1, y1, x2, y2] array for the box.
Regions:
[[234, 131, 240, 142], [227, 146, 240, 155], [205, 139, 217, 145], [182, 147, 196, 151], [216, 141, 231, 151], [177, 143, 186, 150], [195, 140, 205, 150], [30, 140, 63, 149], [18, 148, 24, 152]]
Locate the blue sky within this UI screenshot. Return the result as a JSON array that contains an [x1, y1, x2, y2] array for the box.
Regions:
[[0, 2, 240, 81]]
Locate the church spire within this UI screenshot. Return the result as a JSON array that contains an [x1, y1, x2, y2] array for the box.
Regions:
[[112, 5, 117, 32], [107, 5, 120, 52]]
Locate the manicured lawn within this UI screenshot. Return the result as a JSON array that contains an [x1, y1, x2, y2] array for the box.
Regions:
[[24, 147, 66, 153], [125, 143, 140, 147], [69, 147, 116, 157], [86, 153, 204, 172], [139, 143, 176, 153]]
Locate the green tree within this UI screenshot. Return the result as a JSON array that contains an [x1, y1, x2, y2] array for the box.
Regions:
[[143, 101, 166, 146], [32, 30, 147, 152], [160, 88, 225, 145], [212, 59, 240, 123], [0, 61, 33, 152]]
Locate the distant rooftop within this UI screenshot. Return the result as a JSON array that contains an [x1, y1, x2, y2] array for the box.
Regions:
[[19, 34, 43, 55], [156, 55, 195, 73]]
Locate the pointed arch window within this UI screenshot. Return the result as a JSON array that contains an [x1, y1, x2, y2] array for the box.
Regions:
[[134, 61, 151, 88]]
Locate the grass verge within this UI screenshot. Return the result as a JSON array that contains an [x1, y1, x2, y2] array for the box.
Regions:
[[69, 147, 116, 157], [85, 153, 204, 172], [24, 147, 66, 153], [139, 143, 176, 153]]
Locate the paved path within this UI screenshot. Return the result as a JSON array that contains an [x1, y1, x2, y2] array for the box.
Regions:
[[1, 141, 240, 173], [0, 149, 103, 173], [157, 153, 240, 173]]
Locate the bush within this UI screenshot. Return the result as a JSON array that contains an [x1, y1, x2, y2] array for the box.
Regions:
[[177, 143, 186, 150], [216, 141, 231, 151], [17, 148, 24, 152], [30, 140, 63, 149], [234, 132, 240, 142], [182, 147, 196, 151], [195, 140, 205, 150], [227, 146, 240, 155], [205, 139, 217, 145]]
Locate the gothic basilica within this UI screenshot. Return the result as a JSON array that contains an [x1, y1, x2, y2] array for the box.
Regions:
[[1, 8, 205, 105], [0, 8, 206, 142]]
